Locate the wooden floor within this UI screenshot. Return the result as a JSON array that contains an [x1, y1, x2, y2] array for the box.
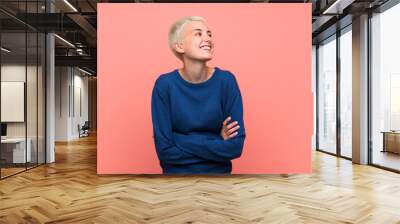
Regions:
[[1, 134, 400, 223], [0, 167, 26, 178], [1, 162, 45, 178]]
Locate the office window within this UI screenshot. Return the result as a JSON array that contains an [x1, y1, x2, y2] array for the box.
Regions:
[[318, 35, 337, 154], [371, 3, 400, 171], [340, 27, 352, 158]]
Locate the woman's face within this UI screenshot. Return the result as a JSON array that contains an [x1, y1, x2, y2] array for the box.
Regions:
[[176, 20, 214, 61]]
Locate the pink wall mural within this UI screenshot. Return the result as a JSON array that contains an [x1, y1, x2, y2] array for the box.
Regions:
[[97, 3, 313, 174]]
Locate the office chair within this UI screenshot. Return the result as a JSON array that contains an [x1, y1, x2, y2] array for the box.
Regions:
[[79, 121, 90, 138]]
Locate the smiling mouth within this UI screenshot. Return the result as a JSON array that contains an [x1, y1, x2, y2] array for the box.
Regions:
[[200, 45, 212, 51]]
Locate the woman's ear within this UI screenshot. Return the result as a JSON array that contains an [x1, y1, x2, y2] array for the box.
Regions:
[[174, 42, 185, 54]]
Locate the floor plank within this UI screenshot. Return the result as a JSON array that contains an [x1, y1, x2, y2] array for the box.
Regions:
[[1, 134, 400, 223]]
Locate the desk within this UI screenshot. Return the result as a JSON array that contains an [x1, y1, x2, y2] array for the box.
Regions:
[[381, 131, 400, 154], [1, 138, 32, 163]]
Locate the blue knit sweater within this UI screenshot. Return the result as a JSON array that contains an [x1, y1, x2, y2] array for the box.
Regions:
[[151, 67, 246, 174]]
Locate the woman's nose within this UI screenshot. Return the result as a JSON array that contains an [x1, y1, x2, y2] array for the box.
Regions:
[[203, 34, 212, 42], [203, 39, 212, 47]]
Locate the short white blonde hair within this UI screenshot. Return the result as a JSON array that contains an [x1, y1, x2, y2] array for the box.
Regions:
[[168, 16, 206, 61]]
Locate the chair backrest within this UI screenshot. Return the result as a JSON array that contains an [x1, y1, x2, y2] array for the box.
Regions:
[[82, 121, 90, 129]]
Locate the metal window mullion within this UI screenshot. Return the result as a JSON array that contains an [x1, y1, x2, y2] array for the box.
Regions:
[[367, 10, 373, 165], [336, 28, 341, 157], [36, 0, 39, 167], [316, 44, 320, 150], [25, 0, 28, 171], [44, 11, 47, 165], [44, 18, 47, 165], [72, 68, 73, 118], [69, 68, 71, 118]]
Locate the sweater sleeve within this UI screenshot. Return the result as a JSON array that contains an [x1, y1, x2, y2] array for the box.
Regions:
[[151, 77, 207, 165], [173, 74, 246, 162]]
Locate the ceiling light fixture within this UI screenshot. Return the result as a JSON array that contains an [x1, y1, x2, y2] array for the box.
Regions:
[[63, 0, 78, 12], [78, 67, 93, 76], [1, 47, 11, 53], [54, 34, 75, 48], [322, 0, 354, 15]]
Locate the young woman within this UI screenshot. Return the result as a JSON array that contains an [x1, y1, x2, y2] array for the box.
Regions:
[[151, 16, 246, 174]]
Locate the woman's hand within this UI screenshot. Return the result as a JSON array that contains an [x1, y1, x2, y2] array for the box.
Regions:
[[220, 116, 240, 140]]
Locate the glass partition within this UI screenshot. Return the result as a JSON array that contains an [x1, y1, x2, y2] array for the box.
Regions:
[[0, 1, 46, 179], [317, 35, 337, 154], [0, 31, 28, 177], [38, 32, 45, 165], [27, 30, 38, 169]]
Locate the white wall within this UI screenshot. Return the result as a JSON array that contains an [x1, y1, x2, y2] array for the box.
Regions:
[[72, 72, 89, 138], [55, 66, 69, 141], [55, 66, 89, 141]]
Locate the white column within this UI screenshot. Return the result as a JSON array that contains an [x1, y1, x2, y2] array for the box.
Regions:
[[46, 1, 55, 163]]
